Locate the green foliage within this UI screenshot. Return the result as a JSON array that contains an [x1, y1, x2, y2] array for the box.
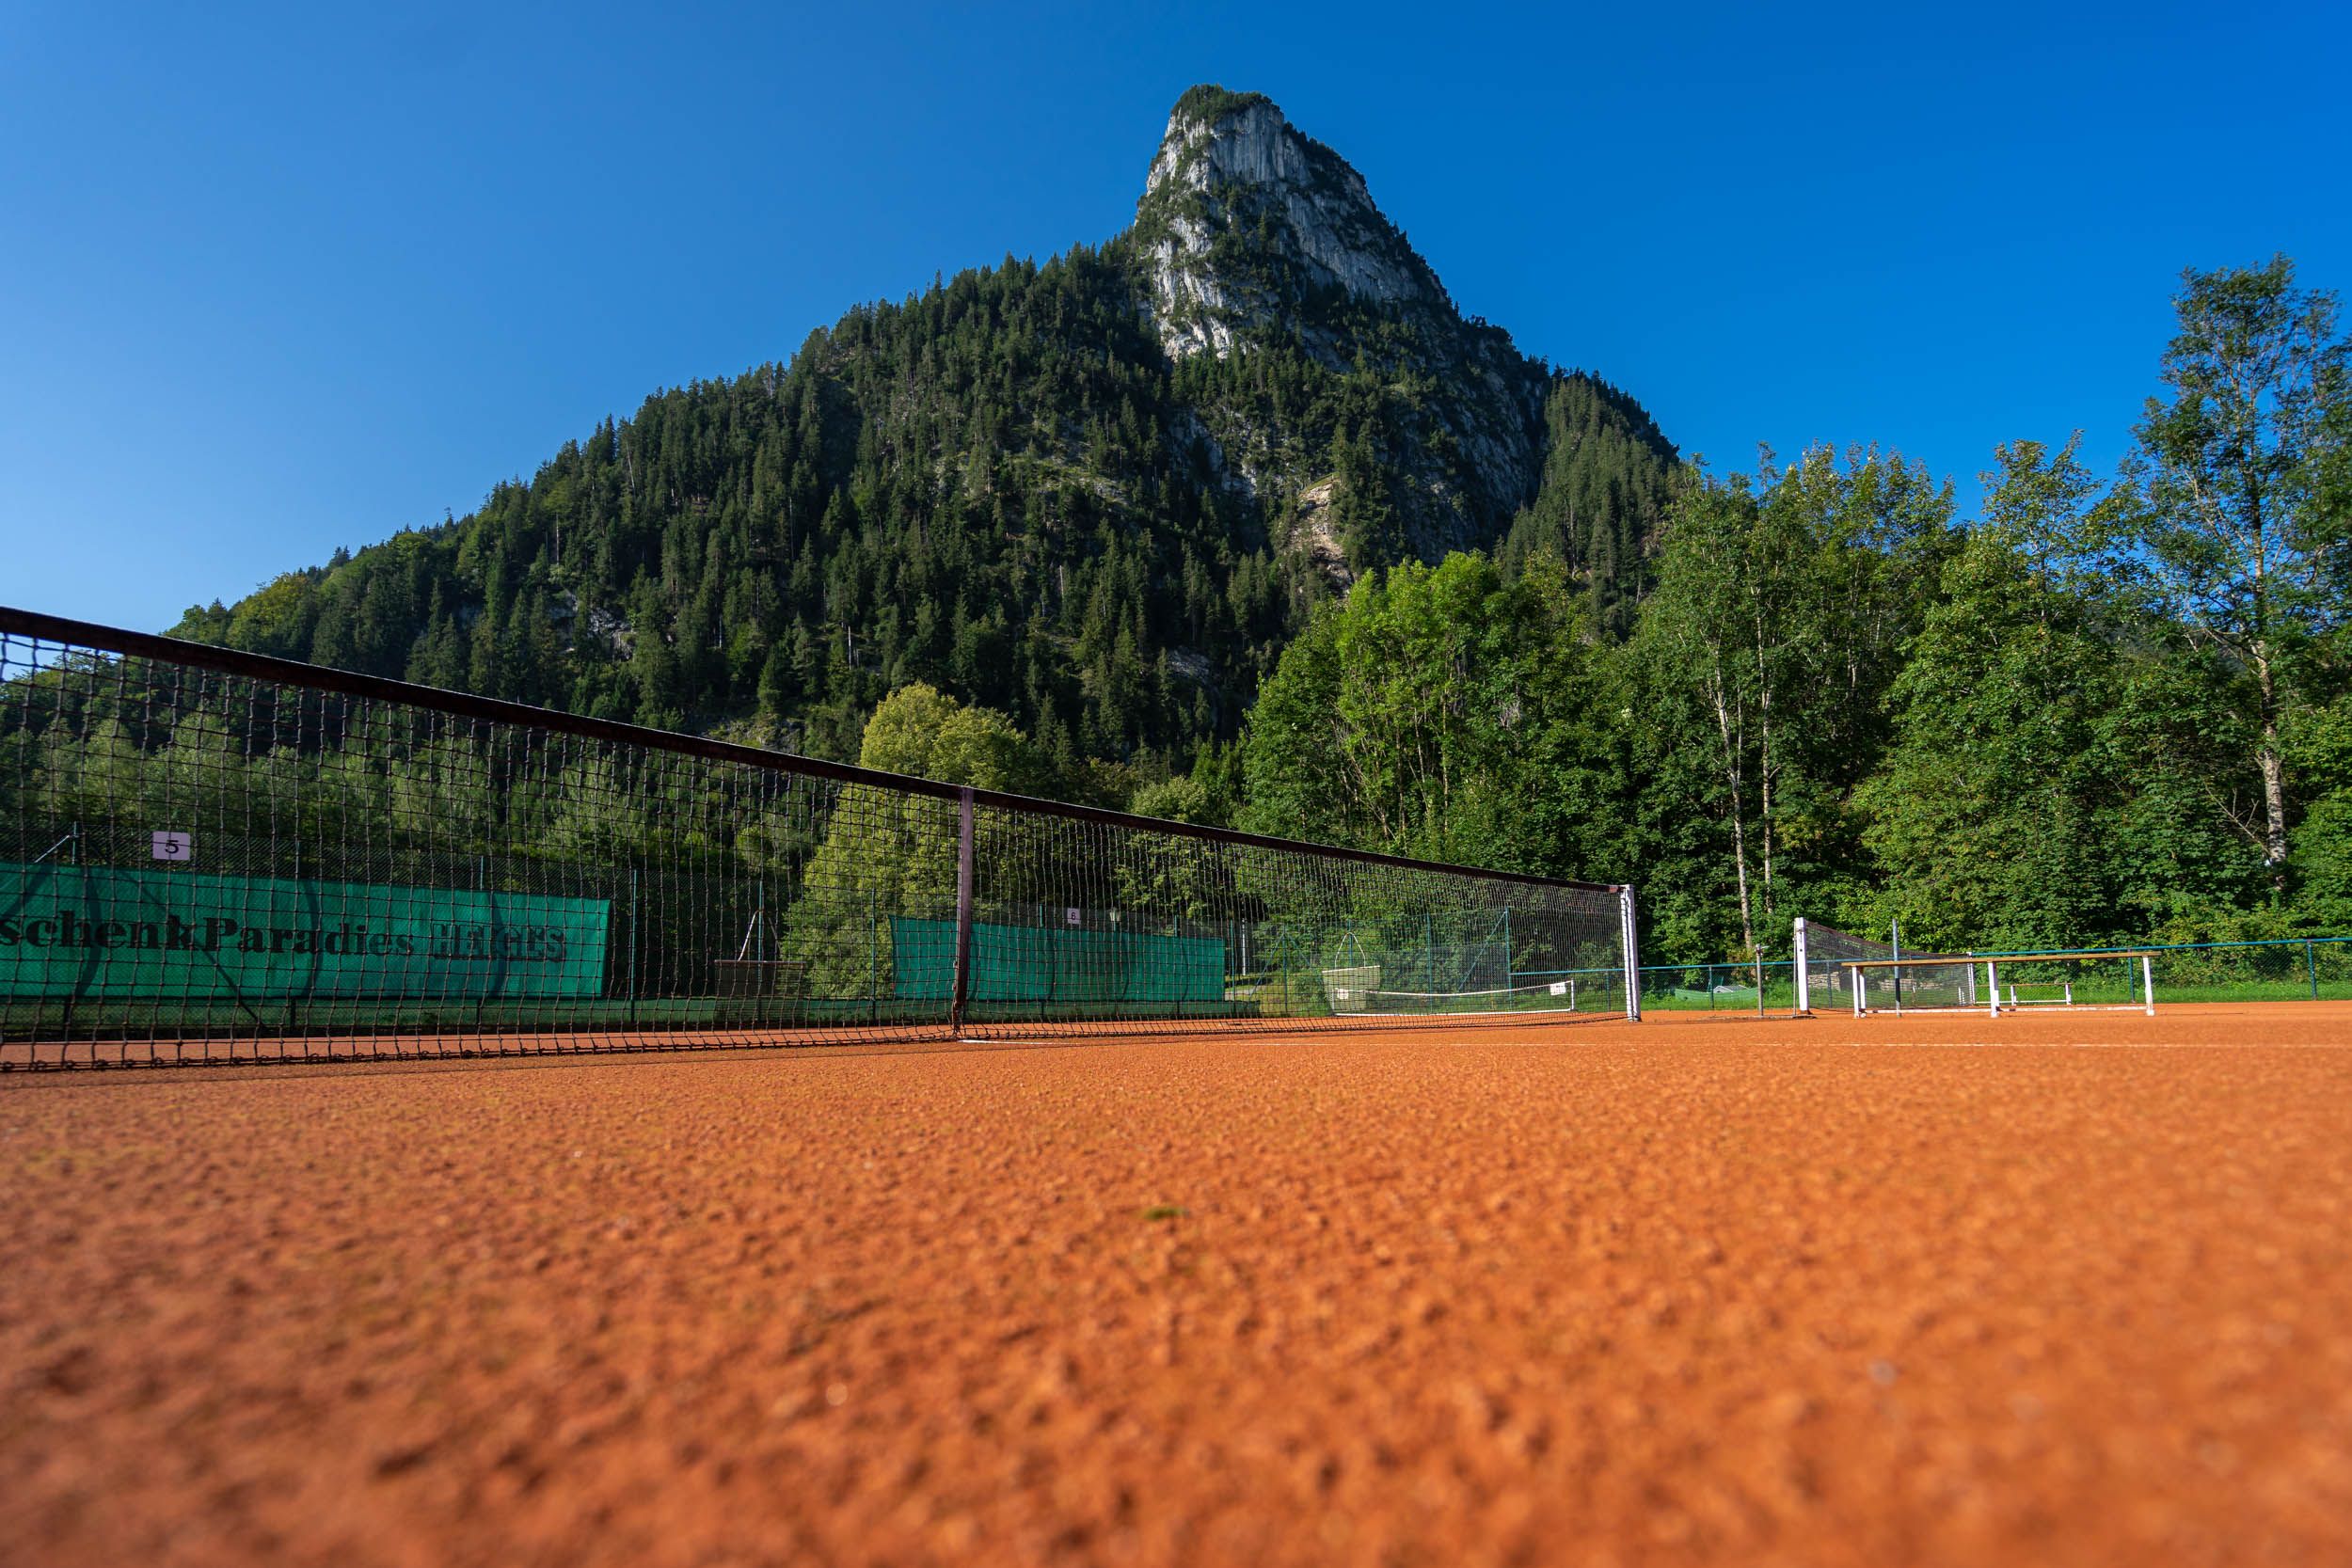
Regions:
[[1233, 391, 2352, 958], [1168, 86, 1274, 125], [1498, 375, 1683, 634], [2292, 792, 2352, 928], [855, 683, 1054, 795], [783, 685, 1059, 998], [1620, 447, 1956, 958], [168, 246, 1321, 769], [1129, 774, 1213, 825], [1856, 454, 2125, 949], [2123, 255, 2352, 889], [1239, 551, 1620, 872]]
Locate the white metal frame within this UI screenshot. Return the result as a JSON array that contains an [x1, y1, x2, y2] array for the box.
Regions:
[[1844, 951, 2157, 1018], [1351, 979, 1580, 1020], [1847, 957, 1979, 1015], [1619, 885, 1642, 1021], [1792, 917, 1811, 1014]]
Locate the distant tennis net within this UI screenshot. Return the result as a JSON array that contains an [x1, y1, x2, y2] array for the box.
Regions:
[[1, 606, 1638, 1067], [1346, 977, 1596, 1018], [1794, 919, 1977, 1013]]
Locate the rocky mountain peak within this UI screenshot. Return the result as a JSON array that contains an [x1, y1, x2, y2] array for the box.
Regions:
[[1124, 87, 1557, 566], [1135, 87, 1446, 360]]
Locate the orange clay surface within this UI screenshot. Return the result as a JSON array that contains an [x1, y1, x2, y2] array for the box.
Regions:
[[5, 1004, 2352, 1568]]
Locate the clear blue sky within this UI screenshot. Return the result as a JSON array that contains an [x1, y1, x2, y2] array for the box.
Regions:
[[6, 0, 2347, 633]]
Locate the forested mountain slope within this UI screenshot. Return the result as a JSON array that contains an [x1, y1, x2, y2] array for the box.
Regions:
[[167, 87, 1676, 771], [140, 91, 2349, 957]]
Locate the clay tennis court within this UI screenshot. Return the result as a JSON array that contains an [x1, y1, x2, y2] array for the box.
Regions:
[[6, 1004, 2351, 1567]]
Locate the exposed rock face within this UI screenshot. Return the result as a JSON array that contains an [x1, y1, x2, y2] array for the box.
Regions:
[[1129, 87, 1551, 564], [1138, 94, 1440, 357], [1288, 476, 1353, 587]]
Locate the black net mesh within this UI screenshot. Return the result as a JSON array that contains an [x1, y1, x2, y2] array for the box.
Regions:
[[1801, 921, 1978, 1011], [1800, 922, 1887, 1009], [2, 610, 1630, 1067]]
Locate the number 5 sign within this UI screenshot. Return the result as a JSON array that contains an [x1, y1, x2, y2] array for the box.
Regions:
[[151, 831, 193, 862]]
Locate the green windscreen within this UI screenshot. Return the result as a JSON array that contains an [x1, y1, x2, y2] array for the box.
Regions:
[[1, 862, 610, 1002], [890, 917, 1224, 1005]]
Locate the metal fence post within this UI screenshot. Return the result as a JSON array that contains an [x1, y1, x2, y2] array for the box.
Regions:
[[2310, 941, 2320, 1000], [950, 787, 975, 1034], [1619, 885, 1642, 1021]]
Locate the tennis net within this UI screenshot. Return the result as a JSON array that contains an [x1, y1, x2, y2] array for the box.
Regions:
[[1794, 918, 1978, 1012], [2, 606, 1638, 1067], [1351, 977, 1597, 1018]]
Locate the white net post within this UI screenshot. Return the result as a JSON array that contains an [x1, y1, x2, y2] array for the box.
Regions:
[[1890, 921, 1903, 1017], [1793, 918, 1811, 1015], [1619, 885, 1641, 1021], [2142, 953, 2155, 1016], [1986, 959, 1999, 1019]]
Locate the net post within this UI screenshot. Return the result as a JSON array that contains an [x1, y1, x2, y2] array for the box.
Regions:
[[1890, 920, 1903, 1016], [1987, 959, 1998, 1020], [950, 786, 975, 1033], [2142, 952, 2154, 1016], [1792, 918, 1811, 1015], [1618, 885, 1642, 1021], [1851, 965, 1863, 1017]]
